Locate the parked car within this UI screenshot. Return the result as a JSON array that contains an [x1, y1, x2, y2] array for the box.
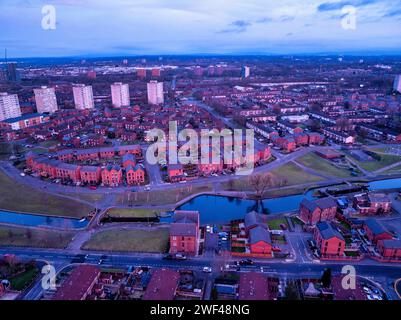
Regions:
[[239, 259, 253, 266], [202, 267, 212, 273]]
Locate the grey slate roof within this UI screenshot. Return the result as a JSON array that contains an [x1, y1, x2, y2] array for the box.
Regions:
[[249, 226, 271, 245], [316, 221, 344, 241]]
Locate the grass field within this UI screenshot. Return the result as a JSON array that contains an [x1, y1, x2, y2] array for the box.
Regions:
[[60, 192, 105, 204], [9, 266, 40, 291], [267, 217, 288, 230], [270, 162, 323, 185], [107, 208, 160, 218], [351, 153, 401, 172], [297, 153, 351, 178], [116, 184, 213, 206], [382, 164, 401, 175], [0, 171, 93, 217], [82, 228, 170, 253], [0, 226, 75, 248], [263, 187, 306, 198]]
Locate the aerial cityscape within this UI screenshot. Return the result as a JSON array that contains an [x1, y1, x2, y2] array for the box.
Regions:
[[0, 0, 401, 311]]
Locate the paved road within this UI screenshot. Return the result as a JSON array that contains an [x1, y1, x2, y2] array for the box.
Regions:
[[2, 247, 400, 299]]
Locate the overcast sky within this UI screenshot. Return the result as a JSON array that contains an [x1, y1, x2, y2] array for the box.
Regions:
[[1, 0, 401, 57]]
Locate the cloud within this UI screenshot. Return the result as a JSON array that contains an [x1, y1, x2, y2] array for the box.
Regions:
[[255, 17, 272, 24], [217, 20, 252, 34], [383, 8, 401, 17], [317, 0, 377, 12]]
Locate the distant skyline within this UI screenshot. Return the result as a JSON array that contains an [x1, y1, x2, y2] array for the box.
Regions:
[[1, 0, 401, 58]]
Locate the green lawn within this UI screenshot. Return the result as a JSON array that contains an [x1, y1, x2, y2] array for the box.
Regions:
[[349, 152, 401, 172], [82, 228, 170, 253], [60, 192, 105, 204], [116, 185, 213, 206], [267, 218, 288, 230], [0, 171, 93, 217], [38, 140, 59, 148], [270, 162, 323, 185], [9, 266, 39, 291], [0, 226, 75, 248], [263, 187, 306, 198], [297, 153, 351, 178], [107, 208, 160, 218], [382, 164, 401, 175]]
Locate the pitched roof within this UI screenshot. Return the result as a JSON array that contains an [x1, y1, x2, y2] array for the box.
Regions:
[[52, 265, 100, 300], [80, 166, 100, 173], [301, 197, 337, 212], [142, 269, 179, 300], [378, 239, 401, 249], [364, 219, 389, 236], [173, 210, 199, 224], [249, 226, 271, 245], [122, 153, 136, 162], [239, 272, 271, 300], [170, 223, 197, 237], [316, 221, 345, 241]]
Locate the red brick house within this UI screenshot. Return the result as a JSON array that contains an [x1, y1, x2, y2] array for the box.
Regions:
[[99, 147, 115, 159], [249, 226, 272, 256], [377, 240, 401, 259], [272, 136, 296, 152], [256, 146, 271, 163], [121, 131, 137, 142], [125, 164, 145, 185], [75, 149, 99, 161], [116, 145, 142, 157], [57, 150, 74, 162], [33, 158, 59, 178], [300, 197, 338, 225], [363, 219, 393, 244], [244, 211, 264, 233], [354, 193, 392, 215], [168, 164, 185, 182], [308, 132, 325, 145], [198, 162, 223, 176], [314, 221, 345, 257], [56, 163, 81, 183], [101, 165, 122, 187], [293, 127, 304, 134], [169, 211, 200, 255], [294, 132, 309, 146], [80, 166, 101, 185]]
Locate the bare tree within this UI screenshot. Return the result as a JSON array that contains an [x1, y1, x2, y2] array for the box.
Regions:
[[248, 173, 274, 198]]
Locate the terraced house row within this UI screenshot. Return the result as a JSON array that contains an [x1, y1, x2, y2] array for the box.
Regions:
[[25, 145, 146, 186]]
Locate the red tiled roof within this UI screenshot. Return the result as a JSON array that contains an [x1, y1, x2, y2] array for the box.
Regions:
[[142, 269, 179, 300], [239, 272, 271, 300], [53, 265, 100, 300]]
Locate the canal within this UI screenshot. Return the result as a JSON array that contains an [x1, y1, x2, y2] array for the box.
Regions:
[[0, 177, 400, 228]]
